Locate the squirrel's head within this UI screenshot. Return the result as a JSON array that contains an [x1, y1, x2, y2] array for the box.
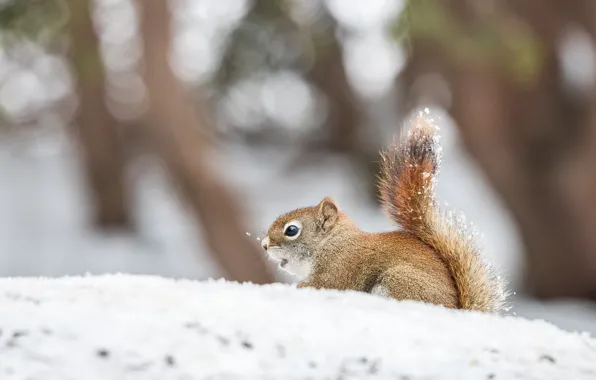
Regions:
[[261, 197, 341, 279]]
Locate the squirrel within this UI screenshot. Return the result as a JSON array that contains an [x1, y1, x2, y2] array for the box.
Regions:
[[261, 116, 506, 313]]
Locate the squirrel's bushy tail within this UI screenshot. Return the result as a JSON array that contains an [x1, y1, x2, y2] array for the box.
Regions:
[[378, 116, 506, 313]]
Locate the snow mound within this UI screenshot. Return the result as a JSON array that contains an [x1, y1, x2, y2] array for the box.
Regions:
[[0, 275, 595, 379]]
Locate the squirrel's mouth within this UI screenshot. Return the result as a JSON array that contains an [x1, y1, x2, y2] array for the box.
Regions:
[[280, 259, 288, 268]]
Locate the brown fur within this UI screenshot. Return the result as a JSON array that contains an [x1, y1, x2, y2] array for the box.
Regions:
[[263, 116, 506, 312]]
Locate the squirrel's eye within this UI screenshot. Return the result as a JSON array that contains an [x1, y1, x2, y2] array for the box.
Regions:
[[284, 225, 299, 237], [283, 220, 302, 240]]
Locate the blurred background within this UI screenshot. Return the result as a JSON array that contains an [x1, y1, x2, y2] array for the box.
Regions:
[[1, 0, 595, 334]]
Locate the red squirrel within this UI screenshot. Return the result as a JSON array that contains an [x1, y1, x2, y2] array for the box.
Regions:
[[261, 116, 506, 313]]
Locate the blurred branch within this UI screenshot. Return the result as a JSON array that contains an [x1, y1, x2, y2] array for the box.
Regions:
[[400, 0, 596, 300], [137, 0, 274, 284], [66, 0, 131, 229]]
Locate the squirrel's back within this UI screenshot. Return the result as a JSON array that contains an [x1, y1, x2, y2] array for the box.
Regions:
[[378, 116, 506, 313]]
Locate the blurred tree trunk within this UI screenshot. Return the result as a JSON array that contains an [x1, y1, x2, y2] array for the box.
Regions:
[[305, 6, 361, 154], [303, 3, 383, 203], [401, 0, 596, 300], [66, 0, 131, 229], [137, 0, 274, 284]]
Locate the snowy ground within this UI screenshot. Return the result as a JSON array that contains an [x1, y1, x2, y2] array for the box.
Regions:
[[1, 275, 595, 380]]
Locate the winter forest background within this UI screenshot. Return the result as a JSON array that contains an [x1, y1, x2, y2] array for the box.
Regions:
[[1, 0, 596, 334]]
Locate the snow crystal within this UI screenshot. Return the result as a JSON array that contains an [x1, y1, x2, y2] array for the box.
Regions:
[[0, 275, 595, 379]]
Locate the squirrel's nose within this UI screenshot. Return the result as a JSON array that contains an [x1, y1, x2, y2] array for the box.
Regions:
[[261, 236, 270, 251]]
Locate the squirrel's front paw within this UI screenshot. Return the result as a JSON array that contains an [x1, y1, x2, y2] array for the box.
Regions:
[[296, 281, 311, 289]]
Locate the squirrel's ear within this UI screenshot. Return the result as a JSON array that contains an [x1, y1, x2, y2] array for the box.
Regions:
[[317, 197, 338, 233]]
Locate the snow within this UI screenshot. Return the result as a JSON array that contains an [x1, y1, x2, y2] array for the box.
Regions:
[[1, 275, 595, 380]]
